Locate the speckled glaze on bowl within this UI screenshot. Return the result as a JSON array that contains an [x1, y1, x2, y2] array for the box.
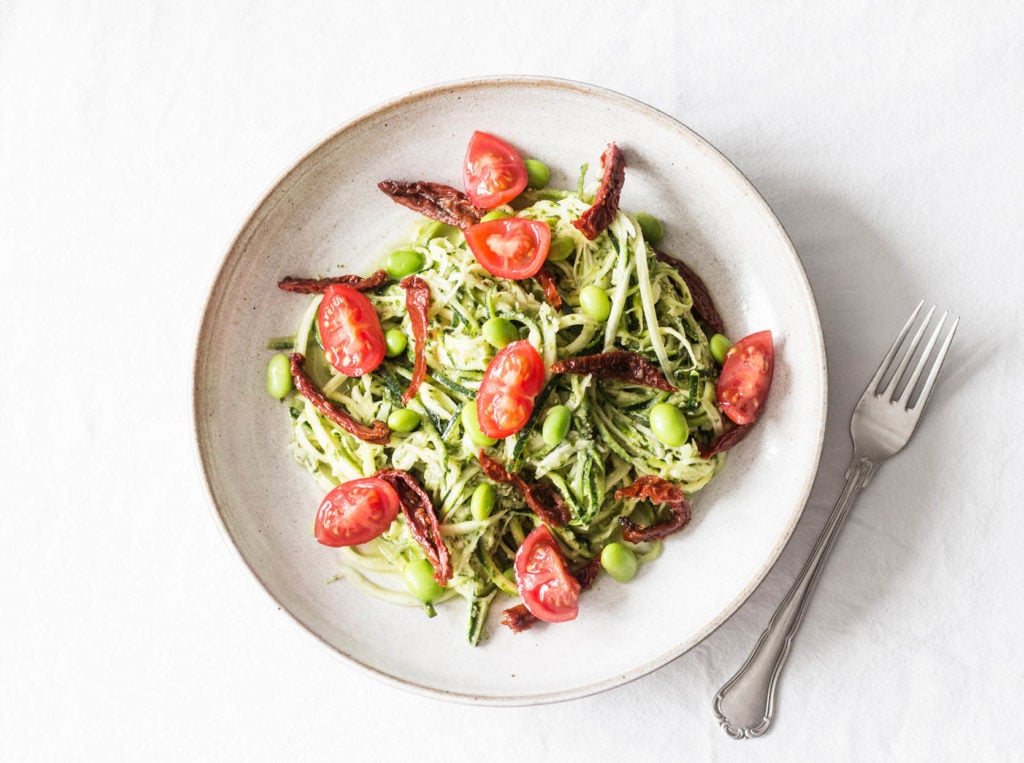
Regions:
[[193, 76, 826, 705]]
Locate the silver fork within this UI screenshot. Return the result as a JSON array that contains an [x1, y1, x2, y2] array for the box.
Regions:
[[712, 302, 959, 738]]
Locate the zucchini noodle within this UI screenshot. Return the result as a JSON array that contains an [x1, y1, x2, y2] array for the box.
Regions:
[[278, 188, 728, 645]]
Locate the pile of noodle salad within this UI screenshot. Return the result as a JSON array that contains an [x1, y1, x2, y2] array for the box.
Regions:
[[264, 131, 775, 645]]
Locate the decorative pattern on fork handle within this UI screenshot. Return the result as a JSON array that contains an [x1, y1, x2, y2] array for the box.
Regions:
[[712, 302, 958, 738]]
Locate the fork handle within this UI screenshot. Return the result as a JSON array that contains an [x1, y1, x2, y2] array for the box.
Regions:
[[712, 457, 874, 738]]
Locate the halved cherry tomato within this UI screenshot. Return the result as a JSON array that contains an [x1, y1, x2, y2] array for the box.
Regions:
[[514, 525, 581, 623], [463, 131, 528, 209], [716, 330, 774, 425], [464, 217, 551, 280], [314, 477, 401, 547], [317, 284, 386, 376], [476, 340, 545, 439]]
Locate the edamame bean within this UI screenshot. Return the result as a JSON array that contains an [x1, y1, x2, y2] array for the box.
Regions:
[[419, 220, 455, 243], [403, 558, 445, 603], [482, 316, 518, 349], [462, 403, 497, 447], [635, 212, 665, 244], [547, 235, 575, 262], [542, 405, 571, 447], [384, 328, 408, 358], [480, 209, 512, 222], [601, 542, 638, 583], [524, 159, 550, 189], [650, 403, 689, 447], [579, 285, 612, 322], [385, 249, 425, 279], [471, 483, 497, 521], [266, 353, 292, 399], [709, 333, 732, 365], [387, 408, 421, 433]]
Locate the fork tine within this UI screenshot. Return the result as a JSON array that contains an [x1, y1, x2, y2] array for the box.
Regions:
[[881, 304, 936, 399], [867, 301, 924, 395], [894, 310, 947, 406], [906, 314, 959, 412]]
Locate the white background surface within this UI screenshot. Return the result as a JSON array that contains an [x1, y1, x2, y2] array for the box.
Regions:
[[2, 2, 1021, 760]]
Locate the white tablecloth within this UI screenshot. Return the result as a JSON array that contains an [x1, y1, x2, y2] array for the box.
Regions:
[[3, 2, 1021, 760]]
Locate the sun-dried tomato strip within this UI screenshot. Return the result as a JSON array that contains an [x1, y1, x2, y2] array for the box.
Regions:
[[572, 143, 626, 240], [478, 450, 520, 486], [378, 180, 483, 230], [398, 275, 430, 405], [501, 555, 602, 633], [573, 555, 603, 590], [550, 350, 676, 392], [500, 604, 536, 633], [534, 265, 563, 310], [289, 354, 391, 445], [478, 451, 569, 527], [521, 481, 571, 528], [615, 475, 692, 543], [277, 269, 388, 295], [697, 423, 751, 459], [376, 469, 452, 584], [653, 250, 725, 335]]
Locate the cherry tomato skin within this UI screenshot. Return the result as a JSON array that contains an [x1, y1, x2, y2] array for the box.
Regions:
[[477, 391, 534, 441], [487, 339, 545, 397], [514, 525, 581, 623], [463, 131, 528, 209], [476, 340, 546, 439], [314, 477, 401, 547], [716, 330, 774, 425], [464, 217, 551, 280], [317, 284, 386, 376]]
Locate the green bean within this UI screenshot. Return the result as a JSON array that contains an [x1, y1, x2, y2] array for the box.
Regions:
[[384, 329, 407, 358], [462, 403, 497, 447], [542, 405, 571, 447], [579, 285, 611, 322], [481, 209, 512, 222], [547, 235, 575, 262], [649, 403, 689, 447], [524, 159, 550, 189], [635, 212, 665, 244], [471, 483, 496, 521], [387, 408, 421, 433], [709, 333, 732, 365], [403, 559, 445, 603], [385, 249, 425, 279], [600, 542, 638, 583], [482, 317, 518, 349], [266, 353, 292, 399]]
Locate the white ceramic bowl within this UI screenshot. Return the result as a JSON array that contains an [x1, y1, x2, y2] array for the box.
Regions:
[[193, 76, 826, 705]]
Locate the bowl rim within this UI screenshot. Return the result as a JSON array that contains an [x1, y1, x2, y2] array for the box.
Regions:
[[191, 74, 828, 706]]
